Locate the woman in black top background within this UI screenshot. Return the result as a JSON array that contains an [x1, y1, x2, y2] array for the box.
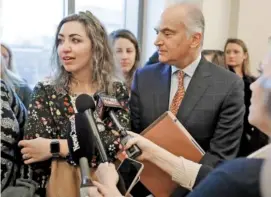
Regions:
[[224, 38, 269, 156]]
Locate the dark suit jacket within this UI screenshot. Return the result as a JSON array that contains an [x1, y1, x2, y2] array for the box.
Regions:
[[130, 57, 245, 195], [145, 51, 159, 66], [187, 158, 263, 197]]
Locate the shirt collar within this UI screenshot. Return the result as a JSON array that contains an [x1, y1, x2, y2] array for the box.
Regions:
[[171, 54, 202, 77]]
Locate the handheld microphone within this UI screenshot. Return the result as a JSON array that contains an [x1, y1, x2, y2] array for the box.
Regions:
[[67, 113, 95, 196], [67, 113, 94, 165], [74, 94, 129, 196], [75, 94, 109, 162], [94, 92, 142, 159], [93, 92, 123, 119], [109, 110, 142, 159]]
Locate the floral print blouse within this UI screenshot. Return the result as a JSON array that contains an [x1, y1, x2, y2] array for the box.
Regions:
[[23, 80, 130, 195]]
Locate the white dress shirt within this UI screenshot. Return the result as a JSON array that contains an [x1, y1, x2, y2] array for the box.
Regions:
[[169, 54, 202, 108]]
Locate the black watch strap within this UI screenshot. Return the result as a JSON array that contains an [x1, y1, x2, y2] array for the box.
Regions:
[[50, 140, 60, 158]]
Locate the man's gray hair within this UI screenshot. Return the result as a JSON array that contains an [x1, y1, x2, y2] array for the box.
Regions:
[[174, 2, 205, 46]]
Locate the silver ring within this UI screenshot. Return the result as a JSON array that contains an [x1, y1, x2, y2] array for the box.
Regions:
[[23, 154, 30, 160]]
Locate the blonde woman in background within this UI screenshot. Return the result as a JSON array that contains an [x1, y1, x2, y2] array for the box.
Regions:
[[224, 38, 269, 156], [0, 52, 32, 108], [1, 43, 17, 73]]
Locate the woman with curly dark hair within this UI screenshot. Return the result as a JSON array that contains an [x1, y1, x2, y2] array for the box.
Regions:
[[18, 11, 130, 196]]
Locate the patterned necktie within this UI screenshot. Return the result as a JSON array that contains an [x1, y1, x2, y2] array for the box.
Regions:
[[170, 71, 185, 115]]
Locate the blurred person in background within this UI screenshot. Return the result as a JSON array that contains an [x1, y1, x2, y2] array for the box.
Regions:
[[224, 38, 269, 156], [110, 29, 141, 92], [1, 43, 32, 109], [1, 55, 27, 191], [1, 43, 17, 73], [202, 49, 227, 69]]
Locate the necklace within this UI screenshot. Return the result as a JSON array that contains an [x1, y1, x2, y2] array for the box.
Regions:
[[69, 94, 78, 113], [69, 91, 94, 113]]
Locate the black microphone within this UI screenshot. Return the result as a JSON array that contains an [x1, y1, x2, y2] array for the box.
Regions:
[[94, 92, 142, 159], [67, 113, 94, 164], [67, 113, 95, 196], [75, 94, 109, 162]]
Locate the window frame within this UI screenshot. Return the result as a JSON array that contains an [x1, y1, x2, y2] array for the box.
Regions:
[[68, 0, 144, 47], [1, 0, 144, 87]]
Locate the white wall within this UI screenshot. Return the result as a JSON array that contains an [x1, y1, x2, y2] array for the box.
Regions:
[[165, 0, 202, 7], [125, 0, 140, 38], [201, 0, 271, 74], [0, 0, 3, 39], [141, 0, 165, 64], [237, 0, 271, 74], [202, 0, 231, 50]]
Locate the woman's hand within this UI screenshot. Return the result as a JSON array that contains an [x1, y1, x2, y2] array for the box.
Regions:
[[125, 131, 159, 161], [95, 162, 119, 187], [86, 186, 103, 197], [93, 181, 123, 197], [18, 137, 52, 164]]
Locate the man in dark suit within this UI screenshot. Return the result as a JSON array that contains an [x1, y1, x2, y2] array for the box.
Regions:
[[145, 51, 159, 66], [130, 3, 245, 196]]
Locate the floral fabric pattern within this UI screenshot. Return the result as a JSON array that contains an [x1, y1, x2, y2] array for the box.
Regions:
[[23, 80, 131, 194]]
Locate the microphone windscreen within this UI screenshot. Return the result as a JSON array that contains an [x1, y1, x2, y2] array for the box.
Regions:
[[67, 113, 95, 164], [75, 94, 96, 113]]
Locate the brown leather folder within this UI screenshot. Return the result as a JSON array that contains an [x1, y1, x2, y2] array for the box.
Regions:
[[140, 111, 205, 197]]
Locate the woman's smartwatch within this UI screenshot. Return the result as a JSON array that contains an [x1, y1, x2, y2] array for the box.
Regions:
[[50, 140, 60, 158]]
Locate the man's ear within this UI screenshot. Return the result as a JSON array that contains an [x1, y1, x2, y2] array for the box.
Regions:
[[190, 32, 202, 48]]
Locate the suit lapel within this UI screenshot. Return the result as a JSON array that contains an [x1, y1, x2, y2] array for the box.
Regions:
[[177, 58, 211, 124], [153, 64, 171, 117]]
